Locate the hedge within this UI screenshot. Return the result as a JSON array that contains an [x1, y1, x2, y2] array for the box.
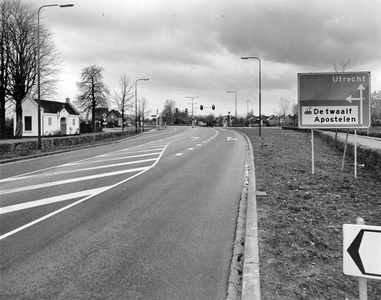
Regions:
[[0, 131, 133, 156]]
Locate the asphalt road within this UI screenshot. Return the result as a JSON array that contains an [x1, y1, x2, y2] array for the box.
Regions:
[[0, 126, 247, 299]]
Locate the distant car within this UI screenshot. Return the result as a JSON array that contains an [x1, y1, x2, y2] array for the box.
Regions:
[[206, 122, 214, 127]]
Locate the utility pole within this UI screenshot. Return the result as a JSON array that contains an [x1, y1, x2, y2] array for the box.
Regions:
[[185, 96, 199, 128]]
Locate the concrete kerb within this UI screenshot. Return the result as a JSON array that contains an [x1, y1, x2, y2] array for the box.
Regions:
[[240, 132, 261, 300]]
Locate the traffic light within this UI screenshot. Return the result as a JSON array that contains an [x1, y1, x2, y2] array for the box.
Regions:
[[185, 108, 188, 113], [212, 104, 215, 110], [175, 108, 179, 113], [200, 105, 203, 110]]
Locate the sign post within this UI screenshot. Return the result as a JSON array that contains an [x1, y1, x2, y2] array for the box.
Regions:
[[298, 72, 371, 175]]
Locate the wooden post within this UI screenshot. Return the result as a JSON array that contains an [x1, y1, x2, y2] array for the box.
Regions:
[[356, 217, 367, 300]]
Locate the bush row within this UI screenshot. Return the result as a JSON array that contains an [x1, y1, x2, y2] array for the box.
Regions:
[[281, 127, 381, 177], [0, 131, 133, 156], [314, 130, 381, 178]]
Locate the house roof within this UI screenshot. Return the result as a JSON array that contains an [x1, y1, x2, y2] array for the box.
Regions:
[[94, 108, 109, 119], [108, 109, 122, 118], [39, 99, 80, 115]]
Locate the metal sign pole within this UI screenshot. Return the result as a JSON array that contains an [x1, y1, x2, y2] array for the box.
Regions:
[[354, 130, 357, 178], [311, 129, 315, 174]]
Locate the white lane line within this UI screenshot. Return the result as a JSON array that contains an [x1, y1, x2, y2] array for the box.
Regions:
[[0, 187, 110, 215], [0, 167, 148, 195], [69, 152, 161, 165], [196, 144, 202, 146], [175, 153, 183, 156], [188, 148, 194, 150], [0, 159, 157, 183], [113, 147, 165, 154], [0, 143, 170, 241]]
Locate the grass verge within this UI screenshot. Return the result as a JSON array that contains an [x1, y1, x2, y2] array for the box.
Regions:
[[239, 127, 380, 300]]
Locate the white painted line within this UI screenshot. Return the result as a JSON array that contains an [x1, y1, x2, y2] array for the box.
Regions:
[[69, 152, 161, 165], [0, 187, 110, 215], [0, 167, 149, 195], [0, 143, 171, 241], [188, 148, 194, 150], [0, 159, 157, 183], [117, 147, 165, 153], [202, 141, 207, 143], [196, 144, 202, 146], [175, 153, 183, 156]]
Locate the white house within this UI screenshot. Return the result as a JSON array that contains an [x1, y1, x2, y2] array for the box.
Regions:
[[14, 94, 80, 137]]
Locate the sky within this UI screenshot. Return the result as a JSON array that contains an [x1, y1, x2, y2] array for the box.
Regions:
[[33, 0, 381, 117]]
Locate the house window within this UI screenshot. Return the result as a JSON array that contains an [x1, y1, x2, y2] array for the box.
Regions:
[[25, 116, 32, 131], [48, 117, 52, 126], [73, 118, 75, 126]]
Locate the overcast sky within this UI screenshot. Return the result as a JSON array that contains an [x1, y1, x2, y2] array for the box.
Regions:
[[34, 0, 381, 117]]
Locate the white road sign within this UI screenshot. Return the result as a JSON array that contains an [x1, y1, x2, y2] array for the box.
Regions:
[[343, 224, 381, 280]]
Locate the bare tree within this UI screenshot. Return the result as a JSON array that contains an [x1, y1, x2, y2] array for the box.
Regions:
[[75, 65, 110, 132], [162, 99, 176, 124], [333, 58, 354, 72], [112, 74, 134, 133], [0, 0, 11, 138], [139, 97, 151, 131], [277, 97, 291, 124], [1, 0, 60, 138]]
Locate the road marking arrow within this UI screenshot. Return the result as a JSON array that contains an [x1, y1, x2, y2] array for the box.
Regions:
[[227, 137, 237, 141]]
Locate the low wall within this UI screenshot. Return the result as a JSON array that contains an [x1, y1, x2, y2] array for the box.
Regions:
[[0, 131, 133, 156]]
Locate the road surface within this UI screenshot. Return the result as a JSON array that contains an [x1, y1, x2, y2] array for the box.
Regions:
[[0, 126, 247, 299]]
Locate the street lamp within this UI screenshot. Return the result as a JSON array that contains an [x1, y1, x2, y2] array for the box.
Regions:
[[37, 3, 74, 149], [246, 100, 250, 127], [185, 96, 199, 128], [241, 56, 262, 136], [226, 91, 237, 129], [135, 78, 149, 133]]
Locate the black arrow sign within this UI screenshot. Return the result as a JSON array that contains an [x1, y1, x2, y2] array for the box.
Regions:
[[347, 229, 381, 278]]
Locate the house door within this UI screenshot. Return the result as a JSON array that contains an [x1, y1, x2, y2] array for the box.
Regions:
[[60, 118, 66, 134]]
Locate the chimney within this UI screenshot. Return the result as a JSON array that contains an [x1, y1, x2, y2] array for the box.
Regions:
[[66, 97, 70, 103]]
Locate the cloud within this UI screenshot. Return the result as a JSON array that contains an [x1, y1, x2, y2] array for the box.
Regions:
[[34, 0, 381, 115]]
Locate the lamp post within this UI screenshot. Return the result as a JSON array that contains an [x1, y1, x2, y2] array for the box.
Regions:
[[246, 100, 250, 127], [135, 78, 149, 133], [226, 91, 237, 129], [37, 3, 73, 149], [185, 96, 199, 128], [241, 56, 262, 136]]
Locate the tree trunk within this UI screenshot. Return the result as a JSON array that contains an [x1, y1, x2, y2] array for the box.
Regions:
[[14, 101, 23, 138], [91, 77, 95, 132], [0, 90, 5, 139]]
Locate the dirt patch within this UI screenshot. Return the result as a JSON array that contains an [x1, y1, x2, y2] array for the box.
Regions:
[[240, 128, 381, 300]]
